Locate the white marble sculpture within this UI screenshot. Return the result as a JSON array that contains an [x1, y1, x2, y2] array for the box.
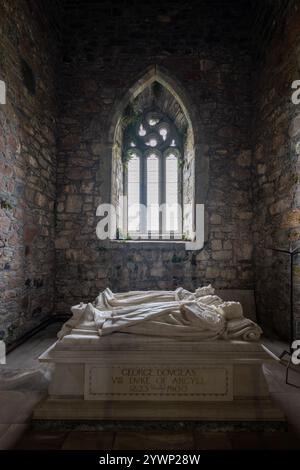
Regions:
[[58, 285, 262, 342]]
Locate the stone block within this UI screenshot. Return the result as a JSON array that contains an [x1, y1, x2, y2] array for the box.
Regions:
[[212, 251, 232, 261], [257, 164, 266, 175], [55, 238, 69, 250], [206, 267, 220, 278], [211, 240, 222, 251], [237, 150, 251, 167], [66, 195, 83, 213], [210, 214, 222, 225], [289, 115, 300, 137], [236, 243, 252, 260]]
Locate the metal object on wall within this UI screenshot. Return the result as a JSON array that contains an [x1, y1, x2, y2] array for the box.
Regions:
[[270, 244, 300, 387]]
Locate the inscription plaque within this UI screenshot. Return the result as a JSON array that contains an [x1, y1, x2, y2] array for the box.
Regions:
[[85, 364, 233, 401]]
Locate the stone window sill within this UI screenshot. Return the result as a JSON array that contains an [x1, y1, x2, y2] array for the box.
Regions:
[[107, 239, 203, 251], [109, 239, 186, 250]]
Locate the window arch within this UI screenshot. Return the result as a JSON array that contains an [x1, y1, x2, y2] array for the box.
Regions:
[[109, 67, 206, 246], [123, 109, 183, 239]]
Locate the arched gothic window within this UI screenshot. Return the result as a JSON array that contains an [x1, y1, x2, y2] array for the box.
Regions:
[[123, 109, 183, 239]]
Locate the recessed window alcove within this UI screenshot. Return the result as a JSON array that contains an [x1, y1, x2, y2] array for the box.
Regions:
[[109, 67, 207, 247]]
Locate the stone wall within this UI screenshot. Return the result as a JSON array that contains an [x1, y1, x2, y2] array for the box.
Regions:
[[252, 3, 300, 340], [1, 0, 299, 344], [0, 0, 60, 343], [55, 1, 255, 314]]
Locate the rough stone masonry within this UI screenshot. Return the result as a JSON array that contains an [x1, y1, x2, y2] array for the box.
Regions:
[[1, 0, 300, 344]]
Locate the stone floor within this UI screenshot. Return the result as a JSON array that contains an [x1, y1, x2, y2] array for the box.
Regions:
[[2, 322, 300, 450], [5, 322, 62, 369], [14, 429, 300, 450]]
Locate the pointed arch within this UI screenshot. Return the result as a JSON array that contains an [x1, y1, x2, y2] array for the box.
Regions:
[[107, 65, 208, 242], [108, 65, 202, 147]]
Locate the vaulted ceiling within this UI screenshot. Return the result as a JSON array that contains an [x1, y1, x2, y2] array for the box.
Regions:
[[32, 0, 296, 65], [59, 0, 296, 64]]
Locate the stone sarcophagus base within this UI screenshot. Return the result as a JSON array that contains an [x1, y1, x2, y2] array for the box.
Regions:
[[34, 334, 285, 422]]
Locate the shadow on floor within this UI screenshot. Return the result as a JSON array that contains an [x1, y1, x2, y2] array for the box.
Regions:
[[14, 428, 300, 450]]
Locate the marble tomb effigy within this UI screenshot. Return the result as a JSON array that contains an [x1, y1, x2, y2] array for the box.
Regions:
[[35, 286, 285, 422]]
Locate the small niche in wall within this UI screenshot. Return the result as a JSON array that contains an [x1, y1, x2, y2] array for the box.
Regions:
[[20, 58, 36, 96]]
